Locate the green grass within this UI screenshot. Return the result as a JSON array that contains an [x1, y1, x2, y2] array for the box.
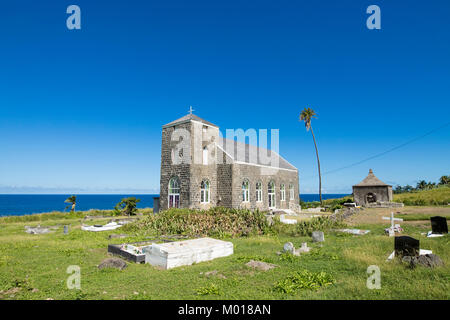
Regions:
[[0, 208, 449, 300], [394, 186, 450, 206]]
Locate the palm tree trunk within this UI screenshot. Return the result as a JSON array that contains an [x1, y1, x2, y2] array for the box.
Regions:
[[71, 203, 76, 212], [309, 126, 322, 205]]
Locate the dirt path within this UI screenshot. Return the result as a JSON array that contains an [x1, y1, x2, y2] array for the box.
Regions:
[[345, 206, 450, 226]]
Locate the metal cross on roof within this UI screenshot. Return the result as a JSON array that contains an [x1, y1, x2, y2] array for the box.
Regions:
[[188, 106, 195, 115]]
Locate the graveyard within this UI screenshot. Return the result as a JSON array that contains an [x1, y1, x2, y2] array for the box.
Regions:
[[0, 204, 448, 300]]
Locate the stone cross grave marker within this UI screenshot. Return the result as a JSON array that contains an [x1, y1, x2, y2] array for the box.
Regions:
[[383, 212, 403, 236]]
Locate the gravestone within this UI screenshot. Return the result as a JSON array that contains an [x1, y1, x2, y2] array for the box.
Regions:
[[144, 237, 233, 269], [283, 242, 295, 254], [383, 212, 403, 236], [395, 236, 419, 257], [297, 242, 311, 253], [312, 231, 325, 242], [63, 225, 69, 235], [430, 216, 448, 234]]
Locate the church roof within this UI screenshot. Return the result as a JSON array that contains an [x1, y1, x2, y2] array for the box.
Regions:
[[353, 169, 391, 187], [163, 114, 218, 128], [218, 138, 297, 171]]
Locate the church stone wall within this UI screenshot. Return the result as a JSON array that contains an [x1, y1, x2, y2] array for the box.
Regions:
[[159, 123, 192, 210], [229, 163, 299, 211]]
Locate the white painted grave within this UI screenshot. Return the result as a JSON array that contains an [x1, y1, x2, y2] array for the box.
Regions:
[[81, 222, 122, 232], [279, 214, 297, 224], [144, 237, 233, 269]]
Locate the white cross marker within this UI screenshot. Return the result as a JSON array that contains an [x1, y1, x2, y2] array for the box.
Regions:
[[382, 212, 403, 229], [188, 106, 195, 115]]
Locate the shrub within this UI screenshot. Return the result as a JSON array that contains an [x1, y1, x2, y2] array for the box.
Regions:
[[274, 270, 335, 294], [196, 283, 221, 296], [122, 207, 270, 238]]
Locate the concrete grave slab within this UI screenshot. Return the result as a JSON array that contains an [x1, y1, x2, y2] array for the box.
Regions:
[[144, 237, 233, 269]]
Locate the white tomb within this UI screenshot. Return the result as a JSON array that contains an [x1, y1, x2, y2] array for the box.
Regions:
[[144, 237, 233, 269]]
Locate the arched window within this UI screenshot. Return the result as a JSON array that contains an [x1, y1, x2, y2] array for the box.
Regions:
[[242, 180, 250, 202], [289, 184, 294, 200], [200, 180, 210, 203], [168, 177, 180, 208], [256, 182, 262, 202], [268, 181, 275, 208], [280, 184, 286, 201]]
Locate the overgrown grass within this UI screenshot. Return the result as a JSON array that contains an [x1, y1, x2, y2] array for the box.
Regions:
[[122, 207, 270, 238], [394, 186, 450, 206]]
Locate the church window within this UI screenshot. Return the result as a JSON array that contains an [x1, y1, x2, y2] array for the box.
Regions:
[[200, 180, 210, 203], [256, 182, 262, 202], [242, 180, 250, 202], [168, 177, 180, 208]]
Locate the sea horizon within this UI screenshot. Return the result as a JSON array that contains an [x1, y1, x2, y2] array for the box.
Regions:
[[0, 193, 350, 217]]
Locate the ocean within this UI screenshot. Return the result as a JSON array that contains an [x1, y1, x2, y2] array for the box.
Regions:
[[0, 194, 349, 217]]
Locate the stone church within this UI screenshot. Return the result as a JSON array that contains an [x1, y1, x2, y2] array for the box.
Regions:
[[159, 113, 300, 211]]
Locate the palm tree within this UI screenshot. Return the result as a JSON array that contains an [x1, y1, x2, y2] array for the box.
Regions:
[[299, 107, 322, 204], [439, 175, 449, 185], [64, 195, 77, 212], [416, 180, 427, 190]]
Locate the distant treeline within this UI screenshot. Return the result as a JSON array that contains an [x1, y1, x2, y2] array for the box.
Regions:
[[394, 175, 449, 194]]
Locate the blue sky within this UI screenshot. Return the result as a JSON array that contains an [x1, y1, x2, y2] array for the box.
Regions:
[[0, 0, 449, 194]]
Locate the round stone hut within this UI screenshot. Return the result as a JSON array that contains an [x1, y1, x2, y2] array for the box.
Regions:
[[352, 169, 393, 206]]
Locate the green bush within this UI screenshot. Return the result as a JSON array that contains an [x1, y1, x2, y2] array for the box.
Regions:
[[272, 215, 343, 237], [196, 283, 221, 296], [274, 270, 335, 294], [122, 207, 270, 238]]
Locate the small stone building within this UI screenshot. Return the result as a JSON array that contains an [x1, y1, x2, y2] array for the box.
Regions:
[[352, 169, 393, 206], [159, 113, 300, 211]]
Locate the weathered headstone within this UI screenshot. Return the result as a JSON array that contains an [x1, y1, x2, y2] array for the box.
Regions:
[[312, 231, 325, 242], [63, 225, 69, 235], [283, 242, 295, 254], [430, 216, 448, 234], [395, 236, 419, 257], [297, 242, 311, 253]]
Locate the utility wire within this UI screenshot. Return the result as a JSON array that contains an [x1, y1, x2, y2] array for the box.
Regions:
[[302, 121, 450, 180]]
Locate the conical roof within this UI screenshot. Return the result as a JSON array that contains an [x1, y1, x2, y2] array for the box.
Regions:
[[353, 169, 391, 187], [163, 113, 218, 128]]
